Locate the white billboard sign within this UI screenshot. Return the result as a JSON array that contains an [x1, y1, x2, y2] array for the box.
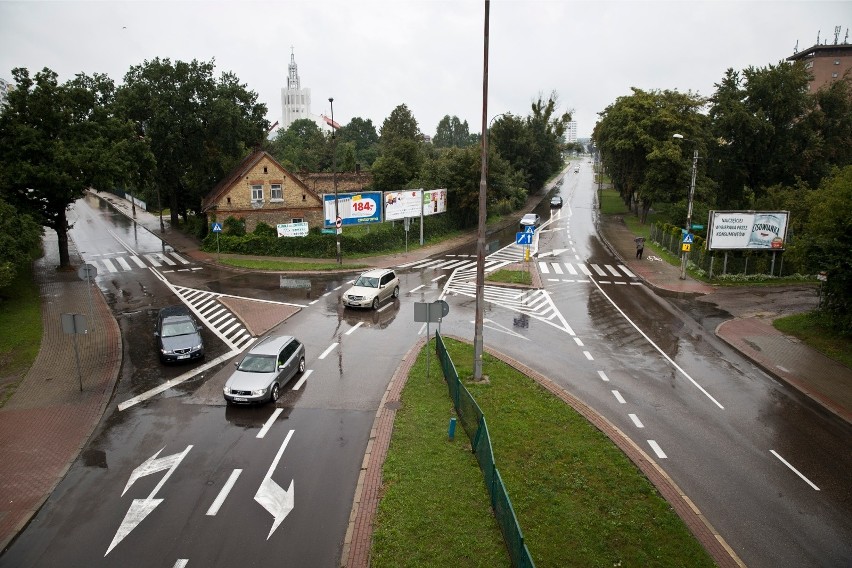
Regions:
[[384, 188, 447, 221], [706, 211, 789, 250], [276, 222, 309, 238]]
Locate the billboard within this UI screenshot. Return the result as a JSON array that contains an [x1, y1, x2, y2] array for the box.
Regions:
[[706, 211, 790, 250], [276, 222, 309, 237], [323, 192, 382, 226], [384, 188, 447, 221]]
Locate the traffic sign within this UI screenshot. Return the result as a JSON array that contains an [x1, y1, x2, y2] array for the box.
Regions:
[[515, 232, 533, 246], [691, 224, 704, 230], [524, 225, 535, 234], [211, 222, 222, 233], [335, 216, 342, 228], [682, 243, 692, 252], [682, 233, 694, 244]]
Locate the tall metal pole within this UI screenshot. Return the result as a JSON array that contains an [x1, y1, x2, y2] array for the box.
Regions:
[[473, 0, 490, 381], [681, 148, 698, 280], [329, 97, 341, 264]]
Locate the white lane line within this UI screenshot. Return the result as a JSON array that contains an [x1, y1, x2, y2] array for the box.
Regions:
[[410, 284, 426, 293], [432, 274, 446, 282], [598, 370, 610, 382], [346, 322, 364, 335], [206, 469, 243, 516], [318, 343, 338, 360], [291, 369, 312, 391], [770, 450, 820, 490], [628, 414, 644, 428], [611, 390, 626, 404], [648, 440, 667, 459], [309, 300, 319, 305], [173, 560, 189, 568], [257, 408, 284, 439], [590, 279, 725, 410], [118, 349, 240, 411], [583, 351, 594, 361], [573, 337, 584, 346]]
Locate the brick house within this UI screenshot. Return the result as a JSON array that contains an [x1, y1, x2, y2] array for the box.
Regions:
[[202, 150, 376, 232]]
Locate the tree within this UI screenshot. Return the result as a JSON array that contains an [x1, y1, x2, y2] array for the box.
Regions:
[[116, 58, 268, 226], [379, 104, 421, 144], [793, 166, 852, 333], [433, 115, 474, 148], [269, 118, 328, 172], [0, 198, 42, 288], [338, 117, 379, 168], [0, 67, 140, 268], [373, 105, 425, 192], [593, 88, 707, 223]]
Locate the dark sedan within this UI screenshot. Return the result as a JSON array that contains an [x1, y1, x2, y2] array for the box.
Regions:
[[155, 305, 205, 364]]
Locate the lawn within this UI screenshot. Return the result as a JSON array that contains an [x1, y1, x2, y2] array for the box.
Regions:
[[773, 311, 852, 368], [0, 267, 42, 407], [372, 338, 715, 567]]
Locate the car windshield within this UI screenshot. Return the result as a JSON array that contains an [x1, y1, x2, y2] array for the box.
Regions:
[[237, 355, 277, 373], [161, 321, 197, 338], [354, 276, 379, 288]]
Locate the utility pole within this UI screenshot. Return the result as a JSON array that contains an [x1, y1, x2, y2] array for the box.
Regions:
[[473, 0, 490, 381], [329, 97, 341, 264]]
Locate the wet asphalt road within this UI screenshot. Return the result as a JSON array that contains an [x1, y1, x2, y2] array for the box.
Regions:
[[2, 167, 850, 567]]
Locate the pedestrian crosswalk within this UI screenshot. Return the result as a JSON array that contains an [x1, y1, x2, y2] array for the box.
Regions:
[[171, 286, 256, 351], [87, 251, 202, 274], [538, 261, 640, 285]]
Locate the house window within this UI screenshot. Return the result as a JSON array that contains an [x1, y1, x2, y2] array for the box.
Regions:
[[271, 184, 283, 201], [302, 194, 306, 201], [291, 218, 303, 224], [227, 197, 231, 204], [263, 166, 268, 174], [805, 61, 814, 69], [251, 185, 263, 201]]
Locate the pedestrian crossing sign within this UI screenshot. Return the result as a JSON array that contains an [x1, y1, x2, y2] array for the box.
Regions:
[[211, 222, 223, 233], [524, 226, 535, 234], [682, 233, 694, 244]]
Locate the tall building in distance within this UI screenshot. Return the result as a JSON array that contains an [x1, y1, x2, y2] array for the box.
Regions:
[[281, 48, 311, 131], [787, 26, 851, 92], [277, 49, 337, 137], [565, 121, 578, 143], [0, 78, 13, 110]]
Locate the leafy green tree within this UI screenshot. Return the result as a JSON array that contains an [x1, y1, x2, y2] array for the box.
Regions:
[[709, 62, 813, 206], [593, 88, 707, 223], [0, 198, 42, 288], [433, 115, 474, 148], [379, 104, 421, 144], [373, 105, 424, 192], [0, 67, 141, 268], [801, 75, 852, 182], [269, 118, 328, 172], [338, 117, 379, 168], [116, 58, 268, 226], [792, 166, 852, 333]]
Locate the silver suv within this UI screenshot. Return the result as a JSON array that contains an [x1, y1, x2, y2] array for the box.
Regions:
[[342, 268, 400, 310], [223, 335, 305, 404]]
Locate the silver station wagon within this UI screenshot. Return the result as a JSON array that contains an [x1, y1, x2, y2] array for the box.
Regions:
[[223, 335, 305, 404]]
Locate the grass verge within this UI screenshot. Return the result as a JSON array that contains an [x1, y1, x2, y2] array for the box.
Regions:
[[487, 268, 532, 286], [0, 266, 42, 408], [773, 311, 852, 368], [372, 338, 715, 567], [218, 258, 370, 271]]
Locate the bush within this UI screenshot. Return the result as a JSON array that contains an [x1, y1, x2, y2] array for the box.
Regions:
[[223, 216, 246, 236], [253, 222, 277, 238]]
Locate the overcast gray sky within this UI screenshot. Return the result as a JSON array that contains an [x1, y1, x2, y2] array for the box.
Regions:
[[1, 1, 848, 139]]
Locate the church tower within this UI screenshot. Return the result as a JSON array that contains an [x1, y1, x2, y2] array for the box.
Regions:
[[281, 48, 311, 131]]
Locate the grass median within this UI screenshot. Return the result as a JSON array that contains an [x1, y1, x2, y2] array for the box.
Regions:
[[371, 337, 714, 567], [0, 267, 42, 407]]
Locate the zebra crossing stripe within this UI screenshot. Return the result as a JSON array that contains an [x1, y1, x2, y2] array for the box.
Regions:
[[539, 262, 550, 274], [591, 264, 607, 276], [116, 257, 132, 271], [565, 263, 578, 275], [101, 258, 118, 273], [619, 265, 636, 278], [129, 255, 146, 268], [223, 322, 242, 336], [144, 254, 161, 267], [156, 253, 177, 266], [171, 252, 191, 264], [605, 264, 621, 276], [550, 262, 563, 275], [578, 264, 592, 276]]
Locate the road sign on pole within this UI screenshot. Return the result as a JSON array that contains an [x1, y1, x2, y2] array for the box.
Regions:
[[515, 232, 532, 246], [682, 233, 694, 244]]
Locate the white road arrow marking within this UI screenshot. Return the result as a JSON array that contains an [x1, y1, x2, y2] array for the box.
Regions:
[[538, 248, 571, 258], [107, 445, 192, 556], [254, 430, 295, 539]]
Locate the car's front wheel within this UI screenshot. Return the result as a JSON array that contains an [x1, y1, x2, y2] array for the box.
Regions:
[[372, 297, 380, 310], [298, 357, 306, 373], [392, 286, 400, 299], [270, 383, 280, 403]]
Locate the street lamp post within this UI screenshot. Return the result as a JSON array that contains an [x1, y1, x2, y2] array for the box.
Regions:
[[672, 133, 698, 280], [329, 97, 341, 264]]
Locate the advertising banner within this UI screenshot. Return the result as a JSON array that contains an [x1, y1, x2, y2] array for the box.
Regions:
[[384, 188, 448, 221], [706, 211, 789, 250], [276, 221, 309, 238], [323, 192, 382, 226]]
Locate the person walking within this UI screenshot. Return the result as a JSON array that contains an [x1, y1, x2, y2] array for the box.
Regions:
[[634, 237, 645, 259]]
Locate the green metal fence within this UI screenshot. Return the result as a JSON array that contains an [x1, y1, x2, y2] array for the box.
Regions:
[[436, 333, 535, 568], [649, 222, 795, 278]]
